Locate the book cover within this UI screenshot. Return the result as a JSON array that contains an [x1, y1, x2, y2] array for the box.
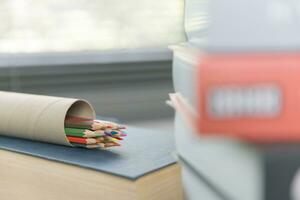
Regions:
[[0, 126, 176, 180]]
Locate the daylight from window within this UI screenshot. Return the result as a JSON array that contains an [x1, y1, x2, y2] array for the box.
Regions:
[[0, 0, 185, 53]]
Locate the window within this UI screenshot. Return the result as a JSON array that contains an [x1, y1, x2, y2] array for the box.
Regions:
[[0, 0, 186, 53]]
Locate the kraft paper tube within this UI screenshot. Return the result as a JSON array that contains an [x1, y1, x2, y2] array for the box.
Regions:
[[0, 91, 95, 146]]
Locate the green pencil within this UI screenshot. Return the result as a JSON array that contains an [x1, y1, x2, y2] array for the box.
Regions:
[[65, 128, 105, 138]]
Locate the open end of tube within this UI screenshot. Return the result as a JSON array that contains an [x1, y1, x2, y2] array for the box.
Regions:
[[64, 100, 96, 146]]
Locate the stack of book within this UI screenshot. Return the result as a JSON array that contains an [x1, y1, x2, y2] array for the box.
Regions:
[[170, 0, 300, 199], [0, 126, 183, 200]]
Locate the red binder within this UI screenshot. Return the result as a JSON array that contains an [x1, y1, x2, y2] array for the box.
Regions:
[[196, 53, 300, 142]]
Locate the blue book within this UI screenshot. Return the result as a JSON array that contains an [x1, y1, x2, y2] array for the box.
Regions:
[[0, 126, 176, 180]]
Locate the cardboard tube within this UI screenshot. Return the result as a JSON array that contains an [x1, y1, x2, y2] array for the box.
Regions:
[[0, 91, 95, 146]]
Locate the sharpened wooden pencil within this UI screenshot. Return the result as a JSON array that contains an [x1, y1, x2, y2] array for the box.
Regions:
[[105, 142, 121, 148], [71, 143, 105, 149], [65, 128, 105, 138], [65, 116, 124, 131], [65, 116, 94, 129], [95, 120, 126, 130], [67, 136, 98, 145], [105, 129, 123, 135]]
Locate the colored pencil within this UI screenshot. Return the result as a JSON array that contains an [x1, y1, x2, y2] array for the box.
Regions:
[[65, 116, 105, 130], [104, 132, 122, 138], [105, 129, 123, 135], [105, 142, 121, 148], [90, 121, 108, 130], [101, 136, 119, 143], [65, 128, 105, 138], [65, 116, 125, 130], [95, 120, 126, 130], [71, 143, 105, 149], [65, 116, 94, 129], [67, 136, 98, 145], [114, 137, 123, 140]]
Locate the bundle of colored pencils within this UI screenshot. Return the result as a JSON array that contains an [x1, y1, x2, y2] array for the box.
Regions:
[[65, 116, 127, 149]]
